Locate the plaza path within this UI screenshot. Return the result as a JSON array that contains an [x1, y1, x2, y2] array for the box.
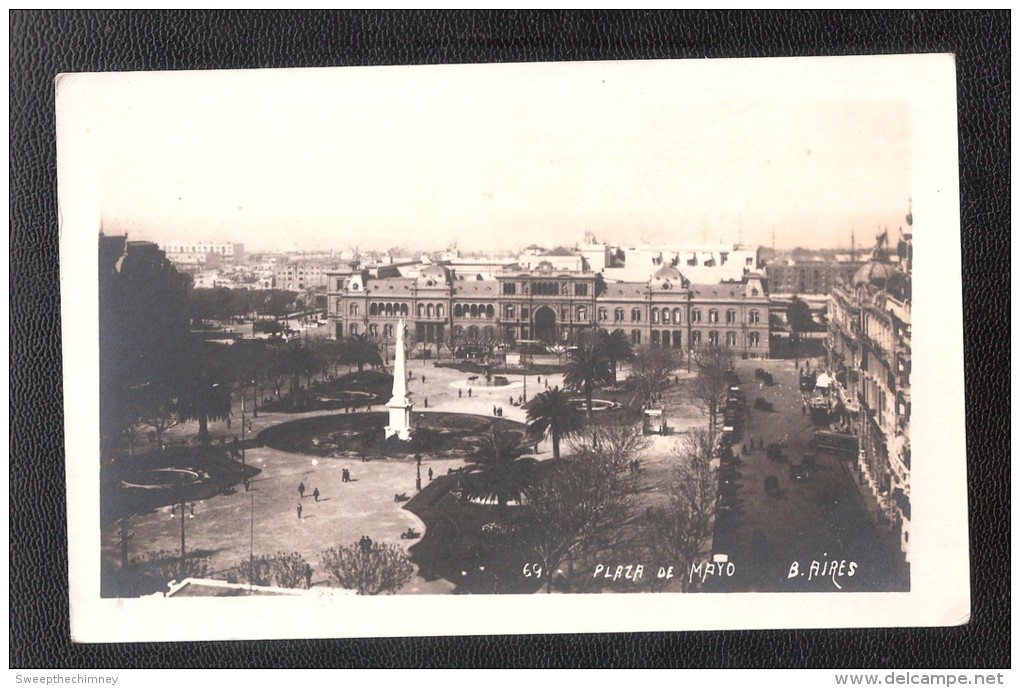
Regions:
[[102, 361, 566, 595]]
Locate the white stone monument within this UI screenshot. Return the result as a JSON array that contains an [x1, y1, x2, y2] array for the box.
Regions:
[[385, 318, 414, 441]]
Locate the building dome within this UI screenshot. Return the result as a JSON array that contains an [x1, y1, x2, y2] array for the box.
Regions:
[[650, 264, 685, 290], [852, 260, 895, 288], [416, 263, 450, 287]]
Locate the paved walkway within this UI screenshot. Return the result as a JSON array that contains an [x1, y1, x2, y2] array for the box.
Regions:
[[103, 362, 569, 595]]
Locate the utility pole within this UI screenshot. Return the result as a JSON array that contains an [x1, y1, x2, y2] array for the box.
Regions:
[[249, 491, 255, 592]]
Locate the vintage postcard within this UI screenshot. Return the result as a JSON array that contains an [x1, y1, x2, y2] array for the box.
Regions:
[[57, 54, 968, 641]]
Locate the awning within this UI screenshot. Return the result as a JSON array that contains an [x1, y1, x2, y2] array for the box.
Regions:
[[815, 372, 832, 388]]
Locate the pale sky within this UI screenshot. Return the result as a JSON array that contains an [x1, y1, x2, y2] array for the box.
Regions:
[[77, 57, 915, 252]]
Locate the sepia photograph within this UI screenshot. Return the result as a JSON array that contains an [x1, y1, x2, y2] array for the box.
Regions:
[[57, 54, 968, 641]]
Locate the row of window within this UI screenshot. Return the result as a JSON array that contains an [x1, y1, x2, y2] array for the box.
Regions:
[[345, 302, 761, 326], [597, 307, 762, 324], [624, 329, 762, 347], [504, 305, 588, 321], [502, 281, 589, 296]]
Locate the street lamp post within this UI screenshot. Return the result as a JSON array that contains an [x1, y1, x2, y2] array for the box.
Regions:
[[170, 490, 196, 580], [415, 414, 425, 492], [240, 385, 249, 476]]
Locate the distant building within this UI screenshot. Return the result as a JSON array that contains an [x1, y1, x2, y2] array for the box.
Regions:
[[826, 223, 912, 560], [767, 257, 865, 296], [163, 241, 244, 267], [327, 258, 770, 358], [607, 243, 760, 285], [273, 260, 339, 291]]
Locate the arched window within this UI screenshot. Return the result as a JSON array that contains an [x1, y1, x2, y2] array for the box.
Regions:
[[598, 307, 608, 322], [673, 308, 683, 324], [384, 324, 393, 338], [749, 310, 760, 324], [662, 309, 671, 324], [577, 306, 587, 320], [615, 308, 625, 322], [368, 324, 378, 336], [454, 304, 463, 318], [651, 331, 661, 345], [726, 331, 737, 346], [709, 330, 719, 345], [436, 304, 445, 318], [726, 309, 736, 324], [632, 308, 641, 322], [691, 330, 702, 347], [426, 304, 434, 318], [369, 303, 378, 316], [691, 309, 701, 323], [417, 304, 424, 317], [350, 304, 360, 317], [400, 303, 408, 316], [486, 304, 494, 318], [651, 308, 660, 324], [350, 323, 359, 335], [470, 304, 478, 318], [468, 325, 479, 340], [631, 330, 641, 344], [749, 331, 760, 347], [385, 303, 393, 316], [708, 309, 719, 323], [672, 330, 682, 348]]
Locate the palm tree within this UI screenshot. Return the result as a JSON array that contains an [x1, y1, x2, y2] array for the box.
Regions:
[[563, 330, 613, 419], [342, 334, 383, 373], [526, 386, 584, 460], [600, 329, 635, 383], [176, 346, 233, 446], [462, 424, 537, 520]]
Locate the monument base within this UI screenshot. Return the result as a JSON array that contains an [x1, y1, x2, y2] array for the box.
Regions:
[[384, 425, 411, 442], [385, 399, 413, 442]]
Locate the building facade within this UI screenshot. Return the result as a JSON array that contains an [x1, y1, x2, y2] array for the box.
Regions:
[[767, 259, 864, 295], [327, 261, 770, 358], [826, 228, 912, 560], [163, 241, 245, 267]]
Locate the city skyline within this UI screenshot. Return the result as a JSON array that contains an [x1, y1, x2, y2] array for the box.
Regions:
[[73, 58, 912, 254]]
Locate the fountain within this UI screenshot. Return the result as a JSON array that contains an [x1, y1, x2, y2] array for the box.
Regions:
[[384, 317, 414, 441]]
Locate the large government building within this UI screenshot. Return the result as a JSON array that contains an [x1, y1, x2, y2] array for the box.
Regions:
[[826, 223, 912, 561], [326, 258, 770, 358]]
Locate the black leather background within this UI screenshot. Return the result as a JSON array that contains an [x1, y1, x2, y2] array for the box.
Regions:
[[10, 10, 1010, 668]]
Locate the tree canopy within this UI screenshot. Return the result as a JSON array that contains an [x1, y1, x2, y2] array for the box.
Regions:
[[526, 386, 584, 460], [563, 330, 613, 418], [462, 424, 536, 520]]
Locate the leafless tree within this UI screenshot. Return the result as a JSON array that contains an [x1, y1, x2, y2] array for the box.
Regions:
[[269, 551, 310, 589], [689, 344, 734, 437], [643, 429, 718, 591], [319, 542, 414, 595], [524, 450, 634, 593], [567, 417, 652, 472], [631, 344, 682, 407]]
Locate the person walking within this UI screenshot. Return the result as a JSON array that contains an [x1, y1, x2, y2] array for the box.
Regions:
[[313, 487, 320, 502], [304, 563, 313, 589], [298, 482, 305, 499], [428, 467, 434, 481], [297, 503, 303, 519]]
